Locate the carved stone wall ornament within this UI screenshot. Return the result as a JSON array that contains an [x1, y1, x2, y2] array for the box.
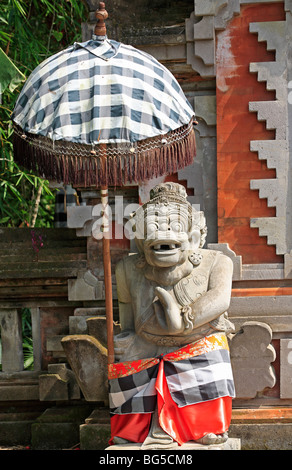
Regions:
[[230, 321, 276, 399]]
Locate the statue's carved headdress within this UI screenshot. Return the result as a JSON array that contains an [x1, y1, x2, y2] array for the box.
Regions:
[[131, 182, 207, 249], [149, 182, 189, 205]]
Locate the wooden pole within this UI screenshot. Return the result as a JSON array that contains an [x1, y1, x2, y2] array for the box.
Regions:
[[100, 185, 115, 365], [95, 2, 115, 365]]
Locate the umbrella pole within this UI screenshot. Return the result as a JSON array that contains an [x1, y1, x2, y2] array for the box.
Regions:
[[101, 185, 115, 365], [93, 4, 114, 364]]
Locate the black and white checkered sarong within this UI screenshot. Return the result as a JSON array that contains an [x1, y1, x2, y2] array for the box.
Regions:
[[109, 347, 235, 415]]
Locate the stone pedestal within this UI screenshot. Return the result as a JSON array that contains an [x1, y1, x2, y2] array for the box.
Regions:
[[105, 438, 241, 451], [80, 409, 111, 450], [31, 405, 93, 450]]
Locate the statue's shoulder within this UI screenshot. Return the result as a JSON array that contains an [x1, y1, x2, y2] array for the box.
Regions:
[[196, 248, 233, 268], [116, 253, 141, 272], [198, 247, 230, 258], [115, 253, 143, 289], [194, 247, 221, 261]]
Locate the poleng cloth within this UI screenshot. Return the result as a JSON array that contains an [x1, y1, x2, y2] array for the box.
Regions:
[[12, 35, 196, 188], [108, 332, 235, 445], [12, 37, 194, 144]]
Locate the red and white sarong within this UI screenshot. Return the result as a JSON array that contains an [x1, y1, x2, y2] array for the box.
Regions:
[[108, 332, 235, 445]]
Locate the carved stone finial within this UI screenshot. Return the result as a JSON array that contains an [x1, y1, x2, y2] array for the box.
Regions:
[[94, 2, 108, 36]]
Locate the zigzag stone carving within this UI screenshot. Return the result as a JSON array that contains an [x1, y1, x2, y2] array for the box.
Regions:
[[249, 15, 292, 255], [187, 1, 292, 257], [186, 0, 284, 78]]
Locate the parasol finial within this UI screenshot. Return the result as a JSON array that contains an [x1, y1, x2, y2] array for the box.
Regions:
[[95, 2, 108, 37]]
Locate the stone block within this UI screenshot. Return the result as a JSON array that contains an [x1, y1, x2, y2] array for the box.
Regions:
[[284, 251, 292, 278], [280, 339, 292, 398], [46, 335, 67, 360], [80, 407, 111, 449], [68, 269, 103, 301], [229, 295, 292, 317], [36, 405, 92, 424], [194, 95, 216, 126], [48, 363, 81, 399], [67, 205, 93, 229], [0, 421, 34, 446], [229, 423, 292, 450], [0, 384, 39, 401], [249, 100, 286, 140], [193, 15, 214, 40], [0, 309, 24, 372], [39, 374, 68, 401], [105, 438, 241, 451], [69, 315, 91, 334], [250, 178, 286, 217], [31, 405, 93, 449], [61, 335, 108, 403], [250, 139, 288, 176], [31, 422, 80, 450], [46, 335, 65, 352], [0, 410, 41, 446], [241, 263, 283, 280], [80, 423, 111, 450], [195, 39, 215, 66], [195, 0, 228, 17], [87, 316, 121, 348], [39, 363, 81, 401], [74, 307, 106, 316]]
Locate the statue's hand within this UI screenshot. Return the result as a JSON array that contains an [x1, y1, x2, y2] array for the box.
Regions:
[[154, 287, 184, 334], [114, 329, 135, 361]]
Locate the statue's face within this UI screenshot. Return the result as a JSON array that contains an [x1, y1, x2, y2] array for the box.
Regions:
[[136, 202, 200, 268]]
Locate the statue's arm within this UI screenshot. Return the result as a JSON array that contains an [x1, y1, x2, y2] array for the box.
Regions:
[[191, 254, 233, 329], [149, 254, 233, 335]]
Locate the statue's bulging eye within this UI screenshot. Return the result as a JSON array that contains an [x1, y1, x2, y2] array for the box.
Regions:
[[147, 221, 159, 232], [170, 221, 184, 232]]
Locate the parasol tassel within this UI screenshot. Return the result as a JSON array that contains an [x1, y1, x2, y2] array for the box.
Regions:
[[12, 122, 196, 188]]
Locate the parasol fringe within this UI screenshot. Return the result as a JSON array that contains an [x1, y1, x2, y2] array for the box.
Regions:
[[133, 153, 137, 182], [118, 154, 123, 186], [112, 156, 117, 187], [12, 122, 196, 188]]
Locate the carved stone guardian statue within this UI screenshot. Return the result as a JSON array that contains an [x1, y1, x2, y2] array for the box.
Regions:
[[108, 182, 235, 448]]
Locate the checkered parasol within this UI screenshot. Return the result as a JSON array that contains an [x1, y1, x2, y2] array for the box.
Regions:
[[11, 2, 197, 364], [12, 8, 196, 187]]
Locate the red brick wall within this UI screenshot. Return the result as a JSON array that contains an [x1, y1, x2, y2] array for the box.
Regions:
[[216, 3, 285, 264]]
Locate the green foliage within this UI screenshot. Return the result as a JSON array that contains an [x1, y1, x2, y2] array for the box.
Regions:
[[0, 0, 87, 227], [0, 308, 34, 371], [21, 308, 34, 370]]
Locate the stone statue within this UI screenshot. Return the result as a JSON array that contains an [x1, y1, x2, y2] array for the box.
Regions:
[[108, 182, 236, 448]]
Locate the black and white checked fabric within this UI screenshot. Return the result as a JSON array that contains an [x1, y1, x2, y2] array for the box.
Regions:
[[109, 363, 158, 415], [164, 349, 235, 408], [12, 36, 194, 146], [109, 349, 235, 415]]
